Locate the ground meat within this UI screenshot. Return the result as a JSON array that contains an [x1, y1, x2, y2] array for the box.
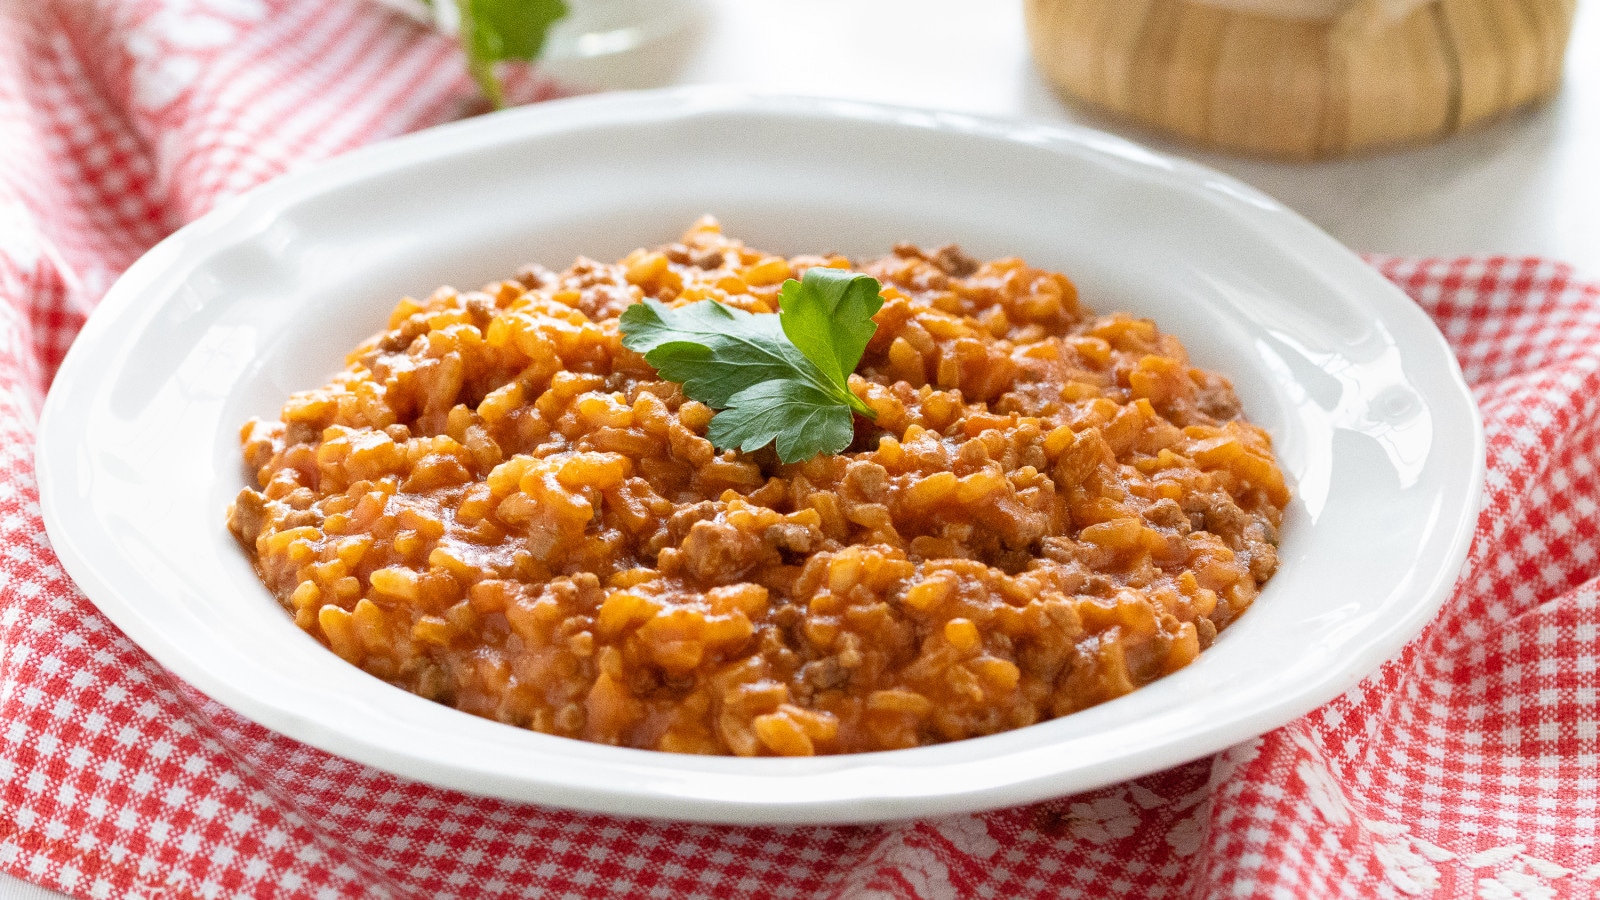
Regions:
[[930, 244, 980, 277], [228, 489, 268, 545], [764, 522, 816, 555], [680, 519, 765, 584]]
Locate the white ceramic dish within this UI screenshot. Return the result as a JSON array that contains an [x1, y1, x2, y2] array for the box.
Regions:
[[35, 89, 1483, 825]]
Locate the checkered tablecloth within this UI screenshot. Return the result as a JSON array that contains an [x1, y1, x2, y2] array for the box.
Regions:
[[3, 1, 1597, 898]]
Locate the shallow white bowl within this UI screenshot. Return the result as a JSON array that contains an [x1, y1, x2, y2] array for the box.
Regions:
[[36, 89, 1484, 824]]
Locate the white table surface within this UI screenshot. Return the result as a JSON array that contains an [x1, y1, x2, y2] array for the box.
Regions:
[[550, 0, 1600, 278], [7, 3, 1595, 899]]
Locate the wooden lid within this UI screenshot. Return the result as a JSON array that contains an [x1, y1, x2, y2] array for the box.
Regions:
[[1025, 0, 1576, 159]]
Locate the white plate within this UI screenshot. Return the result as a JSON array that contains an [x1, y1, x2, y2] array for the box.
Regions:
[[36, 89, 1484, 824]]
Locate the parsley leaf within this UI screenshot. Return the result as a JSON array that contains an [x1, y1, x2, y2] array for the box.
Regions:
[[618, 267, 886, 463], [778, 267, 883, 417], [705, 381, 856, 464], [614, 297, 816, 408]]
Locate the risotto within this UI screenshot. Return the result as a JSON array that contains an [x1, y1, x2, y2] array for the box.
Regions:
[[228, 219, 1287, 756]]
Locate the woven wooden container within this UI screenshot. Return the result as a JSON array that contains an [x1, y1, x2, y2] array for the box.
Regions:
[[1024, 0, 1576, 159]]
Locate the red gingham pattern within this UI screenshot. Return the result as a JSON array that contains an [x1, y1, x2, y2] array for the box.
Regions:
[[2, 2, 1597, 898]]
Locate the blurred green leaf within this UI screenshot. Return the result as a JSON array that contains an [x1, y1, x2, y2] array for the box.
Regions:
[[419, 0, 567, 107]]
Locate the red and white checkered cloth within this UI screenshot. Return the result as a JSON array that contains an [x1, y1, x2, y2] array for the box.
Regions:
[[2, 1, 1596, 898]]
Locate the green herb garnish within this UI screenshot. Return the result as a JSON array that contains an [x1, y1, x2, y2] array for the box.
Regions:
[[619, 267, 885, 464], [420, 0, 568, 108]]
